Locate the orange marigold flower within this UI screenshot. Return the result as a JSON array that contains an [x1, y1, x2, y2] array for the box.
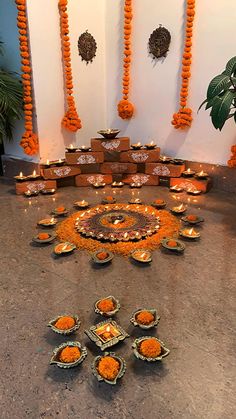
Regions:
[[54, 316, 75, 330], [139, 338, 162, 358], [97, 298, 115, 313], [97, 356, 120, 380], [97, 251, 109, 260], [59, 346, 81, 363], [136, 310, 155, 325], [38, 233, 50, 240]]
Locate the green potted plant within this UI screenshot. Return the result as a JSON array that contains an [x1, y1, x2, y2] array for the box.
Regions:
[[0, 41, 23, 144], [199, 56, 236, 130]]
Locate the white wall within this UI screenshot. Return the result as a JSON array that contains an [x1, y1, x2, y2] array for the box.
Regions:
[[106, 0, 236, 165]]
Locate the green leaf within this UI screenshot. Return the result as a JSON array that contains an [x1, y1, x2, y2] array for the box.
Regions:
[[224, 56, 236, 76], [210, 91, 235, 130], [207, 74, 230, 100]]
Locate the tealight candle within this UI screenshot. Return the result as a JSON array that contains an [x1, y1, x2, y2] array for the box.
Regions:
[[75, 200, 89, 208], [195, 170, 209, 179], [182, 168, 196, 178], [79, 145, 90, 152], [66, 144, 77, 153], [130, 182, 142, 188]]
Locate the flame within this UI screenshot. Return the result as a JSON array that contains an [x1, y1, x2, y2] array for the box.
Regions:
[[140, 252, 146, 259], [187, 168, 191, 173], [106, 325, 111, 333], [46, 159, 49, 165], [178, 203, 184, 210], [33, 170, 36, 176], [19, 172, 23, 177], [189, 228, 194, 235], [199, 170, 204, 176], [69, 144, 73, 148]]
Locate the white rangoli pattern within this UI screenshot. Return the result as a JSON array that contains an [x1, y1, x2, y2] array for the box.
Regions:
[[87, 175, 105, 184], [53, 167, 71, 177], [130, 174, 150, 185], [77, 155, 96, 164], [152, 165, 171, 176], [131, 152, 149, 162], [27, 182, 46, 192], [101, 140, 120, 150]]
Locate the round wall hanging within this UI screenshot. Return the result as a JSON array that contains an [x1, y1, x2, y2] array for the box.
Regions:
[[78, 30, 97, 64], [148, 25, 171, 59]]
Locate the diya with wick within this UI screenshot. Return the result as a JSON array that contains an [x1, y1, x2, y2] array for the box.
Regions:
[[37, 218, 57, 228], [92, 182, 106, 189], [130, 182, 142, 189], [27, 170, 41, 180], [54, 159, 65, 167], [159, 156, 172, 164], [97, 129, 120, 139], [186, 189, 202, 196], [171, 203, 187, 214], [129, 198, 142, 204], [40, 189, 56, 195], [50, 341, 87, 369], [74, 200, 89, 209], [195, 170, 209, 179], [24, 190, 39, 198], [179, 227, 200, 240], [170, 159, 185, 165], [79, 145, 91, 152], [48, 314, 81, 335], [92, 352, 126, 385], [84, 320, 129, 351], [131, 142, 142, 150], [161, 238, 185, 253], [66, 144, 78, 153], [14, 172, 28, 182], [182, 168, 196, 178], [145, 141, 157, 150], [131, 249, 152, 264], [111, 181, 124, 188], [169, 185, 184, 193], [54, 242, 76, 255], [132, 336, 170, 362], [94, 296, 120, 317]]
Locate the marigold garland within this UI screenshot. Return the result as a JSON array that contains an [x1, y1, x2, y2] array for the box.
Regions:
[[172, 0, 196, 130], [15, 0, 39, 155], [117, 0, 134, 119], [228, 144, 236, 167], [58, 0, 82, 132], [56, 204, 180, 257]]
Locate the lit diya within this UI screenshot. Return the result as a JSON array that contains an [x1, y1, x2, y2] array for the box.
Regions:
[[48, 314, 80, 335], [181, 214, 204, 225], [14, 172, 28, 182], [161, 238, 185, 253], [169, 185, 184, 193], [131, 249, 152, 263], [41, 159, 55, 167], [50, 341, 87, 369], [132, 336, 170, 362], [65, 144, 78, 153], [27, 170, 41, 180], [101, 196, 116, 204], [186, 188, 202, 196], [151, 199, 167, 209], [145, 141, 157, 150], [111, 181, 124, 188], [94, 296, 120, 317], [74, 200, 89, 209], [32, 232, 56, 244], [24, 190, 39, 197], [92, 250, 114, 265], [92, 352, 126, 385], [170, 159, 185, 165], [159, 156, 172, 164], [97, 129, 120, 139], [179, 227, 200, 240], [130, 309, 160, 329], [79, 145, 91, 152], [85, 320, 129, 351], [130, 182, 142, 188], [129, 198, 142, 204], [171, 203, 187, 214], [40, 188, 56, 195], [195, 170, 209, 179], [92, 182, 106, 188], [182, 168, 195, 178], [131, 142, 142, 150], [37, 217, 57, 227], [54, 159, 65, 167], [52, 206, 69, 216], [54, 242, 76, 255]]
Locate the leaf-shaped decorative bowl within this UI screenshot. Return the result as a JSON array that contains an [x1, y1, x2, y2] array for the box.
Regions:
[[161, 238, 185, 253], [94, 296, 120, 317], [92, 352, 126, 385], [54, 242, 76, 255], [37, 218, 57, 228], [32, 233, 56, 244], [132, 336, 170, 362], [92, 250, 114, 265], [50, 341, 87, 369], [131, 249, 152, 263], [130, 309, 160, 329], [48, 314, 81, 335], [181, 215, 204, 225]]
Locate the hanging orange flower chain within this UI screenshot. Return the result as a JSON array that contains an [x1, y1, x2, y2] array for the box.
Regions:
[[15, 0, 39, 156], [172, 0, 195, 130], [117, 0, 134, 120], [58, 0, 82, 132], [228, 145, 236, 167]]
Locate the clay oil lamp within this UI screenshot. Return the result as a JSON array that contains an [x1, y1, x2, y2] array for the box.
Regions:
[[85, 320, 129, 351], [27, 170, 41, 180], [159, 155, 172, 164], [131, 141, 142, 150], [32, 232, 56, 244], [195, 170, 209, 179], [97, 129, 120, 139], [130, 182, 142, 189], [92, 352, 126, 385], [171, 203, 187, 214], [186, 188, 201, 196], [181, 214, 204, 225], [79, 145, 91, 152], [111, 181, 124, 188], [48, 314, 81, 335], [37, 217, 57, 228], [92, 182, 106, 189], [50, 341, 87, 369], [54, 158, 65, 167], [40, 188, 56, 195], [169, 185, 184, 193], [66, 144, 78, 153], [132, 336, 170, 362], [182, 168, 196, 178], [92, 250, 114, 265], [129, 198, 142, 204], [94, 296, 120, 317], [52, 206, 68, 216], [102, 196, 116, 204], [179, 227, 201, 240], [24, 190, 39, 197], [130, 309, 160, 330], [161, 238, 185, 253], [131, 249, 152, 264], [151, 199, 166, 209], [54, 242, 76, 255], [14, 171, 28, 182], [41, 159, 53, 168], [145, 140, 157, 150], [74, 200, 89, 209], [170, 159, 185, 165]]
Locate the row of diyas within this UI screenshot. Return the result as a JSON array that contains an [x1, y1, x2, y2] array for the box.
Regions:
[[14, 170, 41, 182]]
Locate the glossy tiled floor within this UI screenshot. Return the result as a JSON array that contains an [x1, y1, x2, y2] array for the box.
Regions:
[[1, 179, 235, 419]]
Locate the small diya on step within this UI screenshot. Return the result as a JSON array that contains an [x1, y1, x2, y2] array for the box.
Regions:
[[50, 341, 87, 369], [151, 199, 167, 209], [129, 198, 142, 204], [170, 159, 185, 165], [74, 200, 89, 209], [40, 189, 56, 195], [94, 296, 120, 317], [186, 189, 202, 196], [52, 206, 69, 216], [145, 141, 157, 150], [92, 352, 126, 385], [85, 320, 129, 351], [161, 238, 185, 253], [195, 170, 209, 179], [171, 203, 187, 214], [131, 249, 152, 264], [32, 232, 56, 244], [92, 182, 106, 189], [97, 129, 120, 139], [130, 182, 142, 189], [79, 145, 91, 152], [181, 214, 204, 225], [54, 242, 76, 255], [159, 156, 172, 164], [27, 170, 41, 180], [14, 172, 28, 182], [132, 336, 170, 362], [48, 314, 81, 335], [66, 144, 78, 153], [182, 168, 196, 178], [37, 218, 57, 228], [111, 181, 124, 188], [92, 250, 114, 265], [179, 227, 200, 240], [130, 309, 160, 329], [169, 185, 184, 193], [131, 142, 142, 150], [24, 190, 39, 197]]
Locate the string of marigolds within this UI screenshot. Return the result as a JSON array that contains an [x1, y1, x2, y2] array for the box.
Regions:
[[15, 0, 39, 156], [58, 0, 82, 132], [118, 0, 134, 120], [172, 0, 195, 130]]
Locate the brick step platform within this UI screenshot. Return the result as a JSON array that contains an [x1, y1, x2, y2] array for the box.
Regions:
[[65, 151, 104, 165], [170, 177, 212, 193], [75, 174, 112, 187], [41, 165, 81, 180], [101, 162, 137, 174], [145, 162, 185, 177], [16, 180, 57, 195]]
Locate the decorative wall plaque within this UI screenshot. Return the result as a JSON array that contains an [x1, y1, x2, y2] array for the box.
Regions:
[[78, 30, 97, 64], [148, 25, 171, 59]]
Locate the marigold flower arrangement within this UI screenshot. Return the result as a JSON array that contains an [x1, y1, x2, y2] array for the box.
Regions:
[[186, 214, 197, 221], [139, 338, 162, 358], [59, 346, 81, 363], [172, 0, 196, 130], [15, 0, 39, 155], [96, 251, 109, 261], [38, 233, 50, 240], [54, 316, 75, 330], [58, 0, 82, 132], [97, 298, 115, 313], [167, 240, 178, 247], [97, 356, 120, 381], [154, 199, 164, 204], [118, 0, 134, 119], [136, 310, 155, 325], [56, 206, 66, 212], [228, 145, 236, 168]]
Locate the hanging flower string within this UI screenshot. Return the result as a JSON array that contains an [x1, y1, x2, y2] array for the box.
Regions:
[[228, 145, 236, 167], [58, 0, 82, 132], [15, 0, 39, 156], [172, 0, 195, 130], [118, 0, 134, 120]]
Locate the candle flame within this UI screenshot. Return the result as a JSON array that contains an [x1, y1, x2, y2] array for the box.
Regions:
[[178, 204, 184, 210], [140, 252, 146, 259], [199, 170, 204, 176], [106, 325, 111, 332], [187, 168, 191, 173], [150, 141, 154, 145], [189, 228, 194, 235], [19, 172, 23, 177], [69, 144, 73, 149], [33, 170, 36, 176]]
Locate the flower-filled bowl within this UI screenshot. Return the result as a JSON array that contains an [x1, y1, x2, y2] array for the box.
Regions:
[[33, 232, 56, 244], [132, 336, 170, 362], [52, 206, 69, 217], [161, 238, 185, 253], [92, 352, 126, 385], [50, 341, 87, 369], [48, 314, 81, 335], [181, 215, 204, 225], [92, 249, 114, 265], [151, 199, 167, 209], [130, 309, 160, 329], [94, 296, 120, 317], [101, 196, 116, 204]]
